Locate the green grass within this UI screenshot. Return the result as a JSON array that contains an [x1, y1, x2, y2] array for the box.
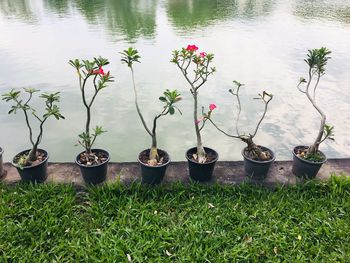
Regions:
[[1, 176, 350, 262]]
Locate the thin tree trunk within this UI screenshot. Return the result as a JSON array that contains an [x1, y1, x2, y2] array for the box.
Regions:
[[149, 117, 159, 162], [86, 106, 91, 154], [193, 92, 206, 163]]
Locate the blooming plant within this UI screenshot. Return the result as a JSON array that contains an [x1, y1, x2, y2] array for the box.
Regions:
[[69, 57, 114, 165], [121, 47, 182, 166], [2, 88, 64, 166], [171, 44, 215, 163], [296, 47, 334, 161], [205, 81, 273, 161]]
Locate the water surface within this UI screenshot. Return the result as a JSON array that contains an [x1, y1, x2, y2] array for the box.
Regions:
[[0, 0, 349, 162]]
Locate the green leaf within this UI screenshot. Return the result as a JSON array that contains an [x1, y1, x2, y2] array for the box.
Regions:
[[169, 106, 175, 115], [120, 47, 141, 68], [93, 126, 107, 136], [159, 96, 167, 102]]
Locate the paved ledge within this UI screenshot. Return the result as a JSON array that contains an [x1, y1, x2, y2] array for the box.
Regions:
[[1, 159, 350, 186]]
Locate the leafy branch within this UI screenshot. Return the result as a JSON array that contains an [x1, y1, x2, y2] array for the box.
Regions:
[[122, 48, 182, 166], [297, 47, 334, 157], [2, 88, 64, 165], [171, 45, 215, 163], [69, 57, 114, 157]]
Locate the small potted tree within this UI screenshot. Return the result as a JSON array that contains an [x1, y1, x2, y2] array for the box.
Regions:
[[171, 44, 218, 182], [292, 47, 334, 179], [69, 57, 114, 184], [121, 47, 182, 184], [2, 88, 64, 182], [205, 81, 275, 180]]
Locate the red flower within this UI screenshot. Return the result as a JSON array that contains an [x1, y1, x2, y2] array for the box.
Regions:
[[209, 103, 216, 111], [186, 45, 199, 52], [98, 67, 105, 76], [200, 52, 206, 58], [91, 67, 105, 75]]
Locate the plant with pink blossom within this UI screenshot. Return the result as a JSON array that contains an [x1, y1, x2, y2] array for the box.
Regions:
[[69, 57, 114, 165], [205, 81, 273, 161], [171, 45, 215, 163]]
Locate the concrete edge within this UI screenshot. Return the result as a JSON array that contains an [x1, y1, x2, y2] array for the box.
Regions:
[[1, 159, 349, 186]]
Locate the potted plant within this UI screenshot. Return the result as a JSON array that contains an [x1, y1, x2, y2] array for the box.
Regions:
[[206, 81, 275, 180], [292, 47, 334, 179], [2, 88, 64, 182], [121, 47, 182, 184], [69, 57, 114, 184], [171, 44, 218, 182]]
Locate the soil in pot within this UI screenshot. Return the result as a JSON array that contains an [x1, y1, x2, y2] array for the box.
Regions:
[[292, 145, 326, 179], [76, 149, 110, 185], [12, 149, 49, 183], [138, 149, 170, 185], [77, 150, 109, 166], [186, 147, 219, 182], [242, 146, 275, 180], [139, 149, 169, 166]]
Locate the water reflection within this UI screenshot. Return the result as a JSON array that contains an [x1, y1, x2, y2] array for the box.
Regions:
[[166, 0, 276, 31], [0, 0, 37, 22], [44, 0, 70, 15], [0, 0, 158, 41], [293, 0, 350, 24], [62, 0, 158, 41]]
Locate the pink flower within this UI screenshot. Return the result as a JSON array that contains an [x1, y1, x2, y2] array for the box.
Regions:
[[186, 45, 199, 52], [98, 67, 105, 75], [91, 67, 105, 76], [200, 52, 206, 58], [209, 103, 216, 111], [195, 116, 204, 125]]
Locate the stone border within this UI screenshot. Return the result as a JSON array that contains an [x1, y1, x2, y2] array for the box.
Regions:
[[1, 159, 349, 186]]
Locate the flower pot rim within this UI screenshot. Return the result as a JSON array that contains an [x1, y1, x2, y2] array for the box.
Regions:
[[75, 148, 110, 168], [185, 146, 219, 164], [292, 145, 327, 165], [11, 148, 49, 169], [241, 145, 276, 164], [138, 148, 171, 168]]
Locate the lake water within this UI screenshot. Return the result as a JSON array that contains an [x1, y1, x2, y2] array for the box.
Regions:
[[0, 0, 350, 162]]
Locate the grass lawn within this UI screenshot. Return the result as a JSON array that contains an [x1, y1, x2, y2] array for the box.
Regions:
[[1, 176, 350, 262]]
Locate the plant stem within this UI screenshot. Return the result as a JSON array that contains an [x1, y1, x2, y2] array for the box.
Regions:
[[27, 116, 47, 163], [306, 74, 326, 154], [131, 67, 152, 136], [251, 95, 272, 138], [80, 77, 92, 154], [193, 91, 206, 163], [150, 116, 159, 162], [207, 118, 239, 138]]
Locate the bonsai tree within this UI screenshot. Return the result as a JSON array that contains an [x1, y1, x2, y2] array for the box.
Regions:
[[171, 45, 215, 163], [121, 47, 182, 166], [2, 88, 64, 166], [69, 57, 114, 165], [205, 81, 273, 161], [296, 47, 334, 160]]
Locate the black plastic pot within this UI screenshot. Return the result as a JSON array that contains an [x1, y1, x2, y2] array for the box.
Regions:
[[12, 149, 49, 183], [186, 147, 218, 182], [292, 145, 326, 179], [138, 149, 170, 185], [242, 146, 275, 180], [0, 147, 5, 178], [76, 149, 110, 185]]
